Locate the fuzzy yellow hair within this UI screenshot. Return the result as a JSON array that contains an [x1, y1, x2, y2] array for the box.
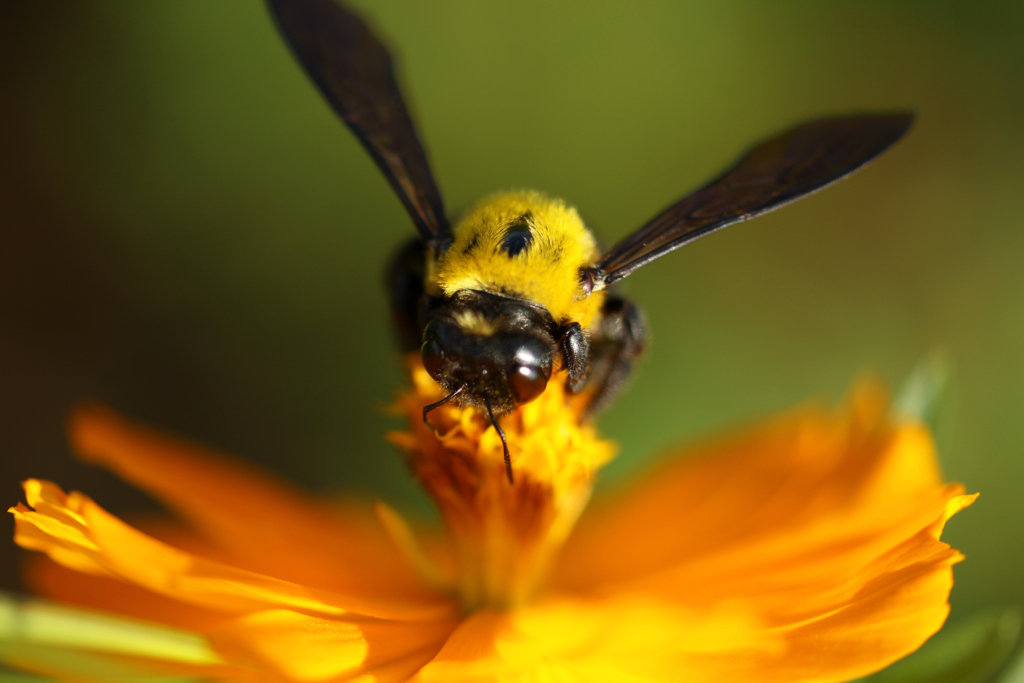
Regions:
[[434, 191, 604, 328]]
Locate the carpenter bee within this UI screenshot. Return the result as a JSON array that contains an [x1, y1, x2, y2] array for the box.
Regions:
[[267, 0, 914, 483]]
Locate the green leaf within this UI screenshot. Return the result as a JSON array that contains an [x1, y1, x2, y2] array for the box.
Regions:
[[1, 644, 206, 683], [0, 592, 220, 665], [0, 592, 220, 682], [896, 348, 951, 429], [0, 670, 56, 683], [989, 625, 1024, 683], [854, 606, 1022, 683]]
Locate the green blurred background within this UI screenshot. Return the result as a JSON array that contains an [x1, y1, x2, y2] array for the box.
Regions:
[[1, 0, 1021, 625]]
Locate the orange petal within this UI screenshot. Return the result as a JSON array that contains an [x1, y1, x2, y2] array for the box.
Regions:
[[11, 479, 456, 622], [209, 609, 457, 682], [413, 599, 774, 682], [69, 404, 434, 603], [528, 381, 974, 681], [417, 495, 969, 683], [24, 553, 219, 632], [556, 381, 955, 600], [25, 513, 395, 632], [10, 567, 449, 682]]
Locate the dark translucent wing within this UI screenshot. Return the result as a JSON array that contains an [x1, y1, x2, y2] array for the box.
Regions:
[[595, 112, 914, 284], [267, 0, 449, 243]]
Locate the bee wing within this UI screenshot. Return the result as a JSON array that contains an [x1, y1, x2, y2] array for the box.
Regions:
[[595, 112, 914, 284], [267, 0, 450, 243]]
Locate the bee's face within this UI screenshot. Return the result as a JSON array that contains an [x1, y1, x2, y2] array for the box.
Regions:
[[420, 292, 557, 415]]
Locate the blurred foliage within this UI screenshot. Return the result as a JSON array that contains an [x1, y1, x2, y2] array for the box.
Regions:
[[855, 607, 1023, 683], [0, 591, 219, 681], [0, 0, 1022, 638]]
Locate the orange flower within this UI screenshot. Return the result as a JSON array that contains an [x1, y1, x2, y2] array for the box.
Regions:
[[7, 359, 973, 682]]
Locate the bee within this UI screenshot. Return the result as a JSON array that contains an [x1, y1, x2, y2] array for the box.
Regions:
[[268, 0, 913, 483]]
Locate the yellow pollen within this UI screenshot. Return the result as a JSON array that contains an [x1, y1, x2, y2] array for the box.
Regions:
[[388, 354, 617, 611]]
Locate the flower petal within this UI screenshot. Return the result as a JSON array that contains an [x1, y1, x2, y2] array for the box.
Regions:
[[556, 381, 956, 599], [23, 554, 218, 632], [412, 598, 774, 682], [542, 381, 974, 681], [208, 609, 457, 682], [11, 480, 456, 623], [417, 498, 970, 683], [69, 404, 434, 603], [17, 529, 459, 681]]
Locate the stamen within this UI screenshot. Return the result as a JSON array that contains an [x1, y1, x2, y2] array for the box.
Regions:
[[484, 396, 514, 484], [423, 384, 465, 429], [391, 354, 617, 608]]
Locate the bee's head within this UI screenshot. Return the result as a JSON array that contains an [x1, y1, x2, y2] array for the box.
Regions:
[[420, 292, 557, 414]]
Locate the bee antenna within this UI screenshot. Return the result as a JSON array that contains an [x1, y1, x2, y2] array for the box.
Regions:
[[484, 396, 514, 484], [422, 384, 465, 429]]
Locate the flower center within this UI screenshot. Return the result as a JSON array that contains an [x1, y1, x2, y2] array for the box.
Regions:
[[388, 355, 616, 611]]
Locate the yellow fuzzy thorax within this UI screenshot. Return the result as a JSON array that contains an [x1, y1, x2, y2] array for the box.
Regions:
[[434, 191, 604, 328]]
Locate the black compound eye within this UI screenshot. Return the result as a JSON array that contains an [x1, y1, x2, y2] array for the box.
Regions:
[[507, 364, 548, 405], [421, 340, 444, 380]]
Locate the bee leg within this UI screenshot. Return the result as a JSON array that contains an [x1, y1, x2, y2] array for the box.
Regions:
[[560, 322, 589, 392], [385, 237, 429, 352], [584, 295, 647, 413]]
